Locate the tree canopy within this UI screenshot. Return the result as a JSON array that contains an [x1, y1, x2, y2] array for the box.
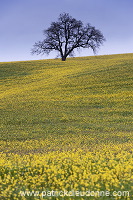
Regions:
[[31, 13, 105, 61]]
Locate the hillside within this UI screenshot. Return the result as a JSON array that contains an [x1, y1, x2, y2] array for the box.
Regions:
[[0, 53, 133, 152], [0, 54, 133, 199]]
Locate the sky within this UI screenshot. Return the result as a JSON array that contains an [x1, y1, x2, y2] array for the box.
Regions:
[[0, 0, 133, 62]]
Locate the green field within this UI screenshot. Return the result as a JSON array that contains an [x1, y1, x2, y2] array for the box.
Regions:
[[0, 54, 133, 199]]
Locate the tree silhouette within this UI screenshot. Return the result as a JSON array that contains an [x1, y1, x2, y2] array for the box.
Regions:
[[31, 13, 105, 61]]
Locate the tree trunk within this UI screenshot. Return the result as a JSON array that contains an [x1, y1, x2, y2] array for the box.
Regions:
[[61, 56, 66, 61]]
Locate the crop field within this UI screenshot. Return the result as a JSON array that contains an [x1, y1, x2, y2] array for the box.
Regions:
[[0, 53, 133, 199]]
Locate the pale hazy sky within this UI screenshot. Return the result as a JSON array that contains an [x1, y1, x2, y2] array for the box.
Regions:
[[0, 0, 133, 62]]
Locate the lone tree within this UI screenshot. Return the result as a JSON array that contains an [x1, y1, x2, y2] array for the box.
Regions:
[[31, 13, 105, 61]]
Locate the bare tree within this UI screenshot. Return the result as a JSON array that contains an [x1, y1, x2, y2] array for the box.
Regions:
[[31, 13, 105, 61]]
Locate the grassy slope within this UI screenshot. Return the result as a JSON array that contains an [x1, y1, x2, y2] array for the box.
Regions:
[[0, 53, 133, 153]]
